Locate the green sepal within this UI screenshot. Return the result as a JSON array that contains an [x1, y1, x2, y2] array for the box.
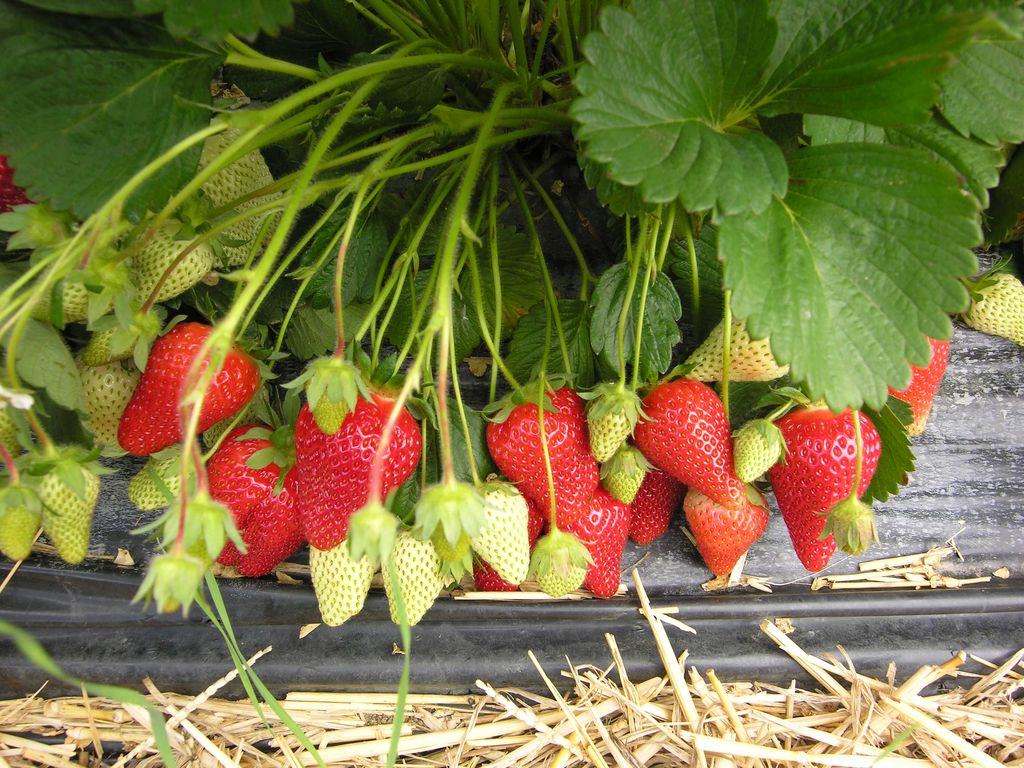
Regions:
[[529, 529, 591, 597], [347, 501, 399, 568], [481, 378, 557, 424], [133, 551, 208, 616], [581, 382, 646, 425], [821, 497, 878, 556], [411, 480, 486, 548]]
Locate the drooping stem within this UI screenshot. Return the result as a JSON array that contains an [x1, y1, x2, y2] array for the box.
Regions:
[[721, 289, 733, 422], [435, 310, 456, 485], [449, 325, 480, 486], [223, 34, 321, 81], [850, 410, 864, 501], [683, 214, 700, 328], [0, 441, 19, 484], [632, 209, 669, 391], [333, 187, 371, 358]]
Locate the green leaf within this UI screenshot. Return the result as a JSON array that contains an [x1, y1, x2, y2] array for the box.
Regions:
[[3, 319, 84, 413], [0, 3, 219, 219], [762, 0, 1000, 125], [301, 208, 390, 309], [805, 114, 1005, 207], [985, 144, 1024, 244], [134, 0, 297, 41], [506, 299, 596, 389], [283, 305, 337, 361], [862, 400, 916, 504], [424, 403, 495, 486], [940, 39, 1024, 145], [720, 143, 979, 411], [459, 226, 545, 341], [667, 224, 725, 339], [572, 0, 787, 216], [17, 0, 135, 15], [589, 263, 681, 384], [577, 153, 651, 218], [725, 381, 780, 431]]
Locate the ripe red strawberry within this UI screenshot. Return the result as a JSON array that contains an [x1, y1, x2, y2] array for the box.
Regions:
[[219, 471, 304, 577], [684, 487, 768, 576], [768, 407, 881, 571], [208, 425, 304, 576], [633, 378, 746, 510], [293, 394, 421, 550], [473, 494, 546, 592], [118, 323, 260, 456], [888, 337, 950, 436], [563, 487, 630, 598], [0, 155, 30, 212], [486, 386, 599, 524], [629, 468, 683, 545]]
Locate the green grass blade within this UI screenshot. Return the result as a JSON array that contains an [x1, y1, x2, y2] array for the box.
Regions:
[[386, 558, 412, 768], [0, 619, 176, 765]]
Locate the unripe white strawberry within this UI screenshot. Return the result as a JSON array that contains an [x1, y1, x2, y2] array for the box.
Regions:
[[963, 272, 1024, 346], [471, 481, 531, 586], [686, 319, 788, 381], [39, 462, 100, 564], [79, 358, 139, 448], [131, 220, 215, 304], [309, 542, 376, 627], [382, 532, 444, 626]]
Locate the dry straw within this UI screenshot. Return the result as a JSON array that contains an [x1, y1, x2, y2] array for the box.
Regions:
[[1, 568, 1022, 767]]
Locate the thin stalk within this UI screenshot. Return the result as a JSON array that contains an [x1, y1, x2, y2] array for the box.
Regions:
[[0, 442, 19, 484], [353, 0, 424, 43], [502, 0, 530, 82], [850, 410, 864, 500], [683, 214, 701, 328], [631, 211, 668, 390], [616, 217, 643, 388], [514, 156, 596, 298], [486, 165, 503, 402], [721, 289, 733, 422], [435, 311, 456, 484], [223, 35, 320, 81], [332, 186, 373, 358], [449, 326, 480, 486], [465, 238, 522, 391], [507, 166, 572, 376]]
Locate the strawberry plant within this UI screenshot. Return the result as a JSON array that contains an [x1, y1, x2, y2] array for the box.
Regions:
[[0, 0, 1023, 629]]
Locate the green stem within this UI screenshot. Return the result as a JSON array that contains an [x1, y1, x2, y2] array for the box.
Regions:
[[436, 311, 456, 485], [683, 214, 700, 329], [333, 186, 373, 357], [0, 441, 19, 484], [223, 35, 320, 81], [465, 237, 522, 391], [449, 326, 480, 486], [721, 289, 733, 422], [486, 165, 503, 402], [632, 211, 667, 391], [616, 217, 643, 388], [850, 410, 864, 501], [514, 156, 595, 299]]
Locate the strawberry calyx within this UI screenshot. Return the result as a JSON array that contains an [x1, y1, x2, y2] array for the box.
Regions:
[[581, 382, 645, 462], [347, 500, 399, 567], [133, 549, 207, 615], [821, 496, 878, 555], [285, 356, 369, 435], [599, 443, 651, 504], [529, 528, 591, 597], [481, 377, 558, 424], [0, 202, 74, 251], [412, 479, 485, 581]]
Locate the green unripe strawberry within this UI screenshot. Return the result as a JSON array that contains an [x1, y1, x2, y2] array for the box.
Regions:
[[39, 462, 101, 564], [0, 408, 19, 455], [30, 280, 90, 325], [582, 383, 645, 463], [0, 486, 43, 562], [128, 450, 182, 510], [309, 542, 376, 626], [200, 128, 280, 268], [412, 480, 485, 581], [963, 272, 1024, 346], [823, 497, 878, 556], [732, 419, 786, 483], [599, 444, 651, 504], [530, 529, 590, 598], [134, 550, 207, 615], [131, 220, 215, 305], [686, 319, 788, 382], [382, 532, 444, 626], [471, 480, 531, 586], [79, 358, 139, 448], [80, 309, 163, 368]]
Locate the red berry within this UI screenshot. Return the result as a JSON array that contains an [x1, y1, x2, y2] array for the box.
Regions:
[[118, 323, 259, 455], [486, 387, 599, 524], [634, 379, 746, 510], [684, 487, 768, 576], [563, 487, 630, 598], [0, 155, 30, 213], [768, 407, 881, 571], [629, 469, 683, 545], [888, 337, 950, 436], [294, 395, 420, 550]]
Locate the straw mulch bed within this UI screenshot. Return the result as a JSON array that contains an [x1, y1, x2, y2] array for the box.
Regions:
[[1, 570, 1022, 768]]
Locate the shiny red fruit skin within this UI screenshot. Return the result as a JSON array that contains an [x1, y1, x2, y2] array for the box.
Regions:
[[207, 424, 279, 532], [486, 387, 599, 524], [888, 337, 950, 436], [0, 155, 30, 212], [294, 395, 421, 550], [473, 495, 547, 592], [768, 408, 881, 571], [629, 469, 683, 545], [633, 379, 746, 510], [118, 323, 259, 455], [684, 487, 768, 576], [234, 469, 304, 577], [563, 487, 630, 598]]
